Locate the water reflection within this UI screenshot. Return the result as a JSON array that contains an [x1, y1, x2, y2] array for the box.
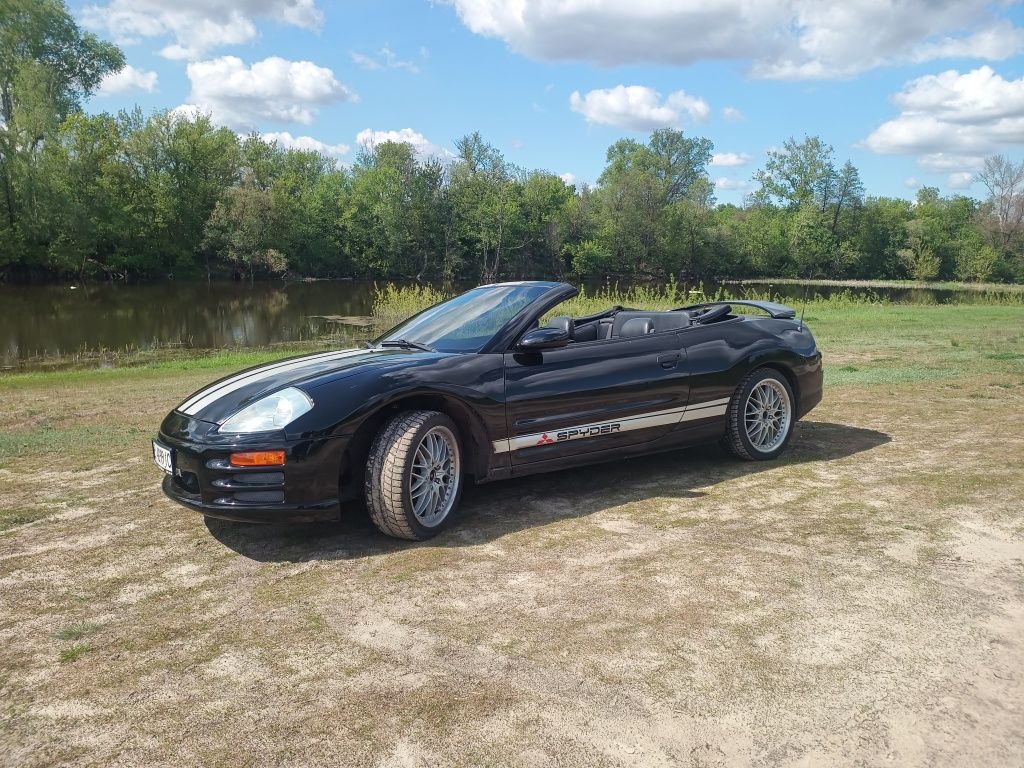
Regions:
[[0, 281, 375, 364], [0, 278, 1012, 365]]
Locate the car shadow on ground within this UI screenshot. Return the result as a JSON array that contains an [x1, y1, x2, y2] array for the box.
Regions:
[[205, 420, 891, 563]]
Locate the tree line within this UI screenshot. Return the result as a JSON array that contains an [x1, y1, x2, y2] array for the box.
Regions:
[[3, 1, 1023, 284]]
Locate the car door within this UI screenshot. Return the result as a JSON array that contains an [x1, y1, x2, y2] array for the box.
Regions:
[[501, 331, 689, 466]]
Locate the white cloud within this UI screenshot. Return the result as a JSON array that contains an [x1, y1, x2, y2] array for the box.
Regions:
[[569, 85, 709, 131], [947, 172, 975, 190], [864, 66, 1024, 170], [355, 128, 455, 161], [183, 56, 353, 130], [97, 64, 158, 95], [350, 47, 421, 73], [446, 0, 1024, 80], [710, 152, 752, 167], [83, 0, 323, 61], [722, 106, 745, 121], [917, 153, 986, 172], [714, 177, 748, 191], [904, 177, 921, 189], [260, 131, 349, 157], [560, 172, 577, 185]]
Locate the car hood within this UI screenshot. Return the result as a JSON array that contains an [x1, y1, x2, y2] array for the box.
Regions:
[[175, 347, 416, 424]]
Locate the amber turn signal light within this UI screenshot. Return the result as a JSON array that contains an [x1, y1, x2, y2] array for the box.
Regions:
[[230, 450, 286, 467]]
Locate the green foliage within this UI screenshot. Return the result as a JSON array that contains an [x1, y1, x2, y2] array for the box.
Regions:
[[898, 247, 940, 282], [0, 12, 1021, 287], [371, 282, 451, 330], [370, 280, 1024, 337], [203, 184, 287, 280], [1, 0, 123, 260]]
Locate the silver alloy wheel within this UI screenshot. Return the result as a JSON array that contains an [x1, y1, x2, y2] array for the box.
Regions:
[[744, 379, 792, 453], [409, 425, 460, 527]]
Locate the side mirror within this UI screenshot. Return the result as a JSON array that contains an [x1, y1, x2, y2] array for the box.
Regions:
[[517, 326, 570, 351]]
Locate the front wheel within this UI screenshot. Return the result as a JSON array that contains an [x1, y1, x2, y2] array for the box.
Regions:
[[722, 368, 795, 461], [365, 410, 463, 540]]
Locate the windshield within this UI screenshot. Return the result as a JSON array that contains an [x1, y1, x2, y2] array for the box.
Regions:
[[377, 284, 550, 353]]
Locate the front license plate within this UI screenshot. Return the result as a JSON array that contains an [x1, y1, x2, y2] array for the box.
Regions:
[[152, 441, 173, 475]]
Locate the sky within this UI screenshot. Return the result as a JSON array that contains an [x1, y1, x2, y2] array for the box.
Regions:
[[74, 0, 1024, 205]]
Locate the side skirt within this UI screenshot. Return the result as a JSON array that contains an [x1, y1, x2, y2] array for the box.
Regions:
[[501, 420, 727, 481]]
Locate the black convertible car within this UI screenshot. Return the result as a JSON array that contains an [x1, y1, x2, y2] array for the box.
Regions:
[[155, 281, 822, 539]]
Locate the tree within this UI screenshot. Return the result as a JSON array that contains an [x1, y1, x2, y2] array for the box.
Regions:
[[898, 220, 941, 280], [751, 137, 866, 277], [589, 129, 714, 276], [203, 184, 286, 281], [752, 136, 835, 210], [0, 0, 123, 262], [449, 132, 523, 281], [125, 111, 241, 277], [976, 155, 1024, 257], [664, 176, 716, 276], [853, 197, 913, 278]]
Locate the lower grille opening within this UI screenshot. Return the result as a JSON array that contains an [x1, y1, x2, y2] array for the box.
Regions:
[[229, 490, 286, 504], [173, 471, 201, 495], [234, 471, 284, 485]]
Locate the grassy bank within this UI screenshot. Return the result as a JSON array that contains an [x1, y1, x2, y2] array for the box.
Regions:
[[372, 280, 1024, 325], [4, 281, 1023, 376], [730, 277, 1024, 293]]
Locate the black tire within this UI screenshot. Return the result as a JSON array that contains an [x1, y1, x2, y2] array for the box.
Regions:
[[364, 410, 463, 540], [722, 367, 796, 461]]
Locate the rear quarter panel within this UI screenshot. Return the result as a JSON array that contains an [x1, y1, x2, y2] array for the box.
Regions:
[[675, 316, 822, 439]]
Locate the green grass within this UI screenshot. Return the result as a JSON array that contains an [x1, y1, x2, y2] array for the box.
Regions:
[[0, 424, 148, 462], [371, 280, 1024, 329], [58, 643, 93, 663], [371, 282, 450, 330], [0, 508, 51, 531], [2, 283, 1022, 398], [732, 277, 1024, 293], [53, 622, 100, 641]]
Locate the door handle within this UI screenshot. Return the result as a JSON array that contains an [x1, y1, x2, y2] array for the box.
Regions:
[[658, 353, 679, 369]]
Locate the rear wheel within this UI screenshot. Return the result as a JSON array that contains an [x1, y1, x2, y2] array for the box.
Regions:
[[365, 410, 463, 540], [723, 368, 795, 461]]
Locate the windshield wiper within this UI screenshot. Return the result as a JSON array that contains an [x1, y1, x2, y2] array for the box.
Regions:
[[379, 338, 436, 353]]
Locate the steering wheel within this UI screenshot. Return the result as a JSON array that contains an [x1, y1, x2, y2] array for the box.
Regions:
[[692, 304, 731, 324]]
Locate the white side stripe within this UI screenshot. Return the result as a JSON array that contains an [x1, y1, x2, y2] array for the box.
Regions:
[[491, 397, 731, 454], [179, 349, 375, 416]]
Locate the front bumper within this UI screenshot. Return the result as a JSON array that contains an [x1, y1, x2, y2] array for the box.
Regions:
[[157, 412, 345, 523]]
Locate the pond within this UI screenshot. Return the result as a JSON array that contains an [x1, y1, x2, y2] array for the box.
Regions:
[[0, 278, 1015, 367]]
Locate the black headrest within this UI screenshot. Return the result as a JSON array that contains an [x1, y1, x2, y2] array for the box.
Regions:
[[619, 317, 654, 337], [546, 315, 574, 338], [612, 310, 689, 336]]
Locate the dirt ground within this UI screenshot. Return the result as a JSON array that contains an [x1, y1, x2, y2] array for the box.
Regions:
[[1, 366, 1023, 766]]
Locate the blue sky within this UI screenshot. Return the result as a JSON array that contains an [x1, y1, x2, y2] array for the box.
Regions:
[[76, 0, 1024, 204]]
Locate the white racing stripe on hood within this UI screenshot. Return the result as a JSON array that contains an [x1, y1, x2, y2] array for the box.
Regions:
[[178, 348, 347, 414], [179, 348, 375, 416]]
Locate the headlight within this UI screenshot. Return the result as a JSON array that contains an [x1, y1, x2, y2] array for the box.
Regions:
[[218, 388, 313, 433]]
